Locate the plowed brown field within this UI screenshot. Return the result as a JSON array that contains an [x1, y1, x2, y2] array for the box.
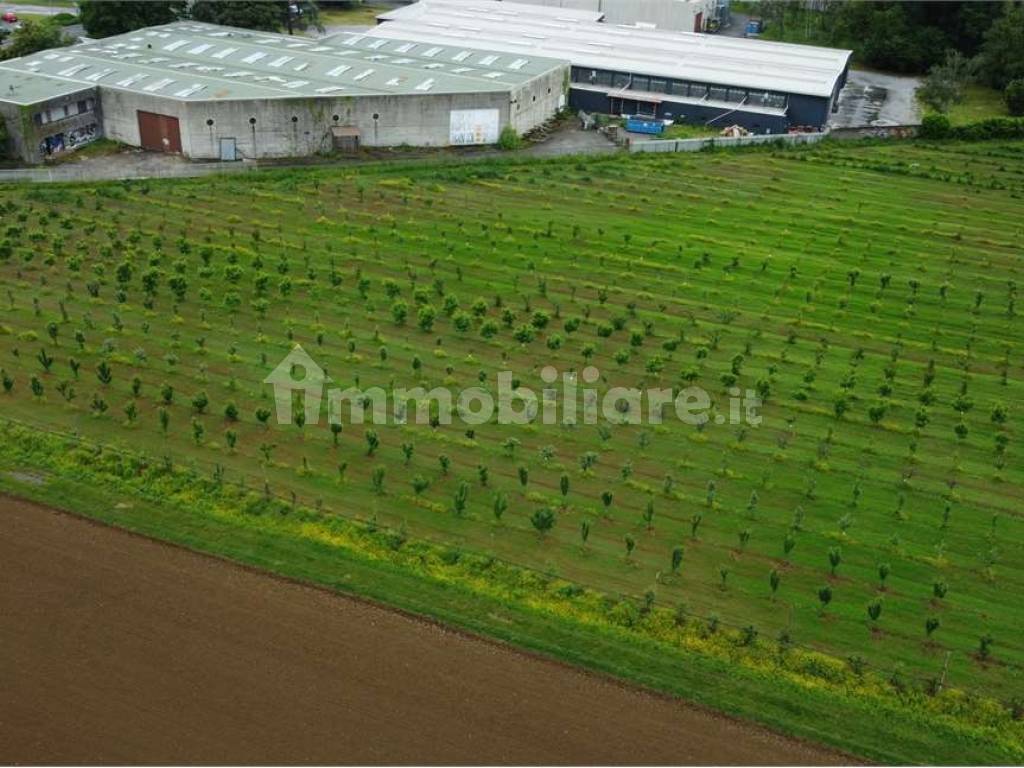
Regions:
[[0, 495, 848, 765]]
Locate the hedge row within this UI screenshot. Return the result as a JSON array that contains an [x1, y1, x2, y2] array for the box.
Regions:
[[920, 113, 1024, 140]]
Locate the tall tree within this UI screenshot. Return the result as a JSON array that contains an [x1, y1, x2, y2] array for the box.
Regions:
[[977, 4, 1024, 89], [78, 1, 186, 38], [189, 1, 321, 34], [1, 19, 69, 59]]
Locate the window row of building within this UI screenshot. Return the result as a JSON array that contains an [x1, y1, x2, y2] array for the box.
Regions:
[[570, 66, 788, 109], [32, 97, 97, 126]]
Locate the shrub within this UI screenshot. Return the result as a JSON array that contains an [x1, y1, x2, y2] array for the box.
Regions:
[[530, 506, 555, 534], [1005, 79, 1024, 117], [497, 125, 522, 151], [919, 113, 951, 139]]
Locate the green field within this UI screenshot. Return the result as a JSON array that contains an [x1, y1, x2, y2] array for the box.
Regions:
[[2, 138, 1023, 759], [922, 84, 1011, 126]]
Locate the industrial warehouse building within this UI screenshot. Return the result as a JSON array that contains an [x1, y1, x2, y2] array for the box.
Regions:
[[371, 0, 852, 133], [423, 0, 726, 33], [0, 0, 852, 164], [0, 20, 568, 163]]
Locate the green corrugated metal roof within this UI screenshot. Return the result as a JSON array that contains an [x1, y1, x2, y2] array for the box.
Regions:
[[0, 20, 566, 105]]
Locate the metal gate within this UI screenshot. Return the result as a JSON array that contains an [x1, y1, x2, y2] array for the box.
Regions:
[[219, 137, 237, 161], [137, 110, 182, 154]]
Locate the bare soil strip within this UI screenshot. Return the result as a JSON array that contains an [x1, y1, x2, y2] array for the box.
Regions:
[[0, 495, 847, 765]]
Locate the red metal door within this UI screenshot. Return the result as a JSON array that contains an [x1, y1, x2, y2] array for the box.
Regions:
[[137, 110, 182, 154], [694, 11, 703, 31]]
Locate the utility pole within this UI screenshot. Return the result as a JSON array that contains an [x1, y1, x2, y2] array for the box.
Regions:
[[285, 2, 299, 35]]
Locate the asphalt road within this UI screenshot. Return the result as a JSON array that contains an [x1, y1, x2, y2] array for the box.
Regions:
[[1, 3, 73, 15]]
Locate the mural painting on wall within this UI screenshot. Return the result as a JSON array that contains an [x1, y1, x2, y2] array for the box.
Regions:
[[67, 123, 99, 149], [39, 123, 99, 157]]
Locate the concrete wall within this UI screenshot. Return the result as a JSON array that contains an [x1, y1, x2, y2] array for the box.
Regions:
[[1, 87, 100, 164], [629, 130, 827, 153], [92, 63, 567, 160], [510, 65, 568, 134], [100, 88, 191, 149], [176, 91, 510, 159]]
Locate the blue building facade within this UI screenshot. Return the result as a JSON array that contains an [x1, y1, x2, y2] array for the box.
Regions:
[[568, 64, 847, 133]]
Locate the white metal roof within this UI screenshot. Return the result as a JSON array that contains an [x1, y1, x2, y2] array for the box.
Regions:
[[376, 0, 605, 24], [366, 0, 852, 98], [0, 20, 567, 106]]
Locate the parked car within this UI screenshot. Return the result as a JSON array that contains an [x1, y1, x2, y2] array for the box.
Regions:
[[1, 11, 17, 24], [744, 17, 763, 37]]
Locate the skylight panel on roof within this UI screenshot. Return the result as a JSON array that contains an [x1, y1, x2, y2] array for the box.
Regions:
[[187, 43, 213, 55], [283, 80, 308, 89], [310, 46, 331, 52], [450, 66, 473, 74], [392, 58, 414, 64], [326, 64, 351, 77], [366, 39, 388, 49], [508, 58, 529, 70], [342, 35, 363, 46], [144, 77, 175, 92], [482, 71, 504, 79], [394, 42, 416, 53], [222, 70, 252, 78], [415, 78, 435, 91], [211, 46, 237, 59], [162, 39, 189, 51], [478, 55, 499, 65], [352, 68, 374, 81], [57, 64, 89, 76], [194, 65, 223, 73], [293, 62, 308, 71], [453, 50, 472, 62], [242, 51, 267, 64], [85, 68, 115, 81], [422, 46, 443, 58], [116, 73, 146, 87], [168, 62, 197, 70], [366, 54, 388, 61], [268, 55, 294, 68], [174, 83, 206, 97], [423, 63, 444, 70], [315, 85, 346, 94]]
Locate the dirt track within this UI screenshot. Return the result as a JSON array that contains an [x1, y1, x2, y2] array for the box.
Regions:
[[0, 495, 847, 765]]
